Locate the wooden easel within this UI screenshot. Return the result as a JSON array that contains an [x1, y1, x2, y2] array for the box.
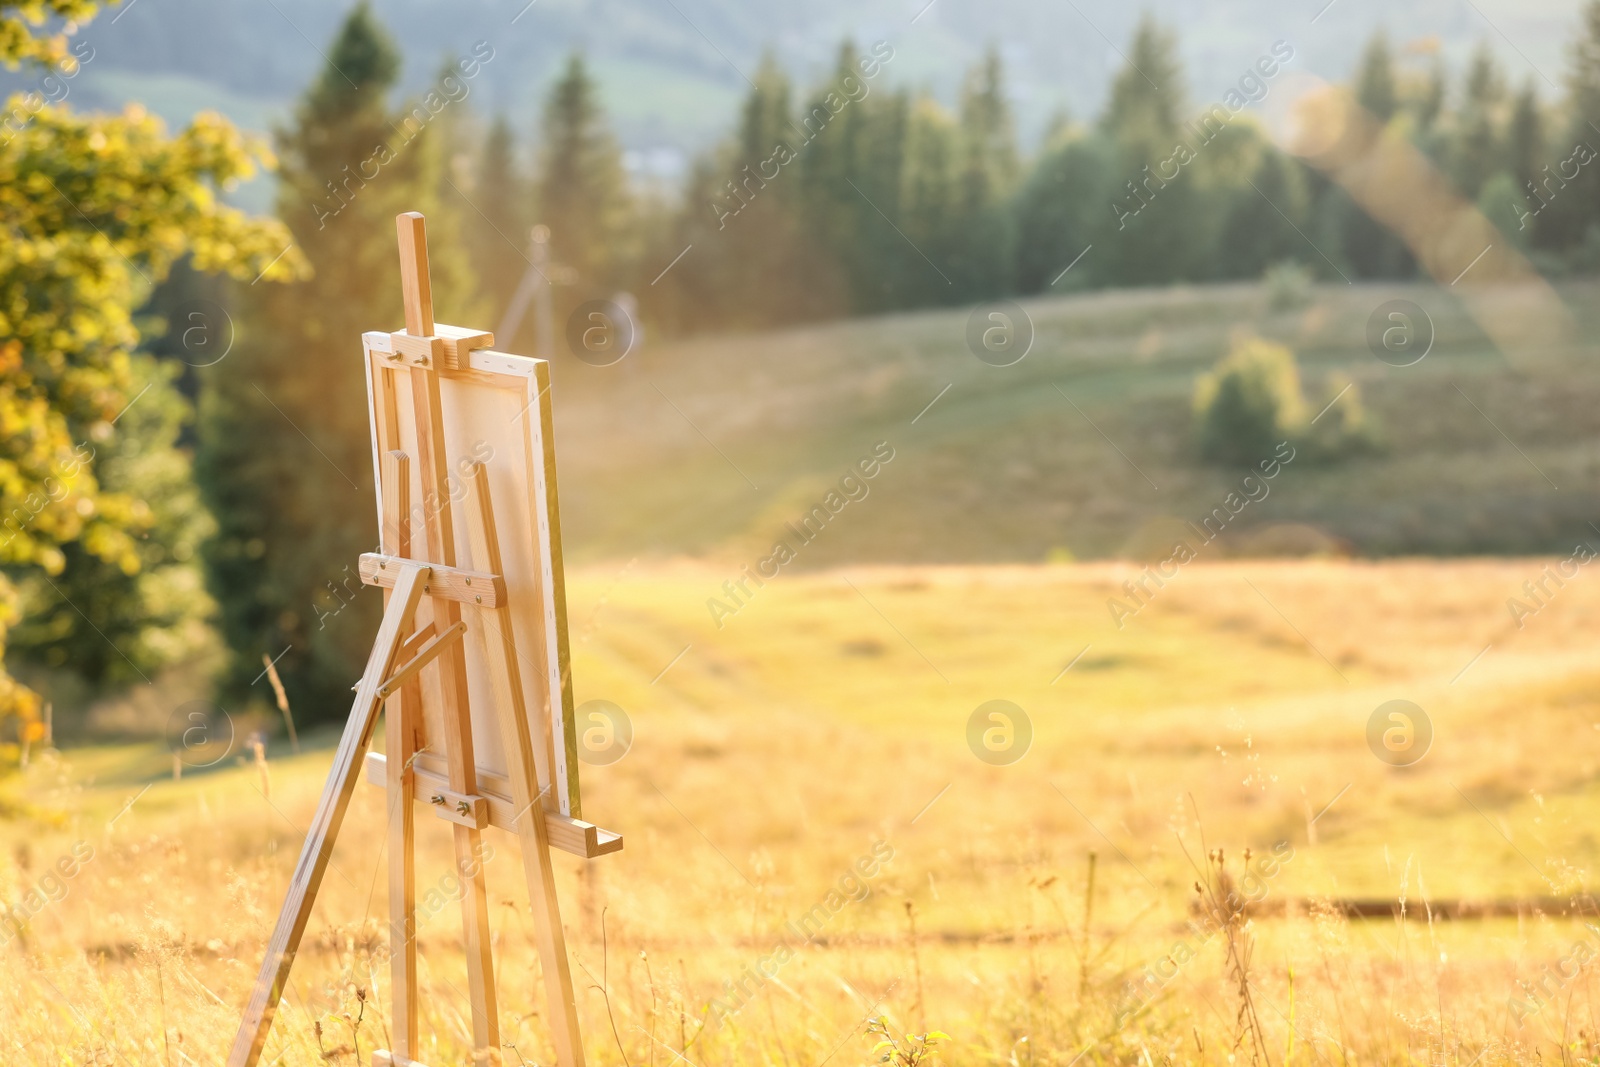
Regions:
[[228, 212, 620, 1067]]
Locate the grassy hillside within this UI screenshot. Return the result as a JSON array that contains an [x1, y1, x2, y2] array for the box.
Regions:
[[550, 279, 1600, 565]]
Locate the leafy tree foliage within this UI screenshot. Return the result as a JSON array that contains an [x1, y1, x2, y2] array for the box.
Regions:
[[0, 0, 298, 752], [9, 356, 219, 686]]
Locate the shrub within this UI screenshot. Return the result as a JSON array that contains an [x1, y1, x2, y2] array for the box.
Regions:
[[1305, 373, 1382, 459], [1264, 260, 1314, 310], [1192, 338, 1308, 465]]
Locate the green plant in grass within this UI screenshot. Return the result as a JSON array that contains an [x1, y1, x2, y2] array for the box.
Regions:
[[865, 1017, 950, 1067]]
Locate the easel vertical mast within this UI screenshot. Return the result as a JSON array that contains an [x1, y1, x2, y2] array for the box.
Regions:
[[394, 212, 501, 1062]]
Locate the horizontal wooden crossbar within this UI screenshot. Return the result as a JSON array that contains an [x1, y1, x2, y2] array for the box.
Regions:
[[359, 553, 504, 608], [364, 752, 623, 858]]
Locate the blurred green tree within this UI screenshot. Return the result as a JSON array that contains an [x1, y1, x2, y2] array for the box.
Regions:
[[1500, 79, 1546, 247], [198, 1, 473, 722], [734, 53, 841, 322], [0, 0, 299, 752], [1355, 31, 1399, 124], [535, 53, 634, 316], [892, 94, 964, 306], [1097, 16, 1209, 285], [1012, 129, 1114, 293], [9, 357, 219, 685], [1219, 149, 1311, 280], [1100, 16, 1184, 139], [795, 42, 882, 311], [1453, 43, 1505, 200], [948, 46, 1018, 299], [1334, 31, 1415, 279], [466, 115, 530, 346], [1536, 1, 1600, 256], [654, 52, 848, 331], [1415, 58, 1447, 134], [1506, 79, 1544, 194]]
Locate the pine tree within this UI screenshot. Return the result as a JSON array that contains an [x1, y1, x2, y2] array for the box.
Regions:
[[1454, 43, 1504, 199], [1572, 0, 1600, 129], [854, 83, 914, 310], [1409, 58, 1452, 171], [468, 115, 531, 344], [726, 54, 835, 321], [1012, 130, 1115, 292], [793, 42, 880, 311], [1097, 16, 1206, 285], [535, 53, 632, 314], [198, 2, 474, 721], [960, 46, 1020, 194], [1416, 59, 1447, 133], [1542, 1, 1600, 252], [1326, 31, 1417, 278], [950, 46, 1018, 299], [413, 55, 489, 326], [1218, 149, 1310, 278], [1101, 16, 1184, 141], [649, 50, 847, 332], [1355, 32, 1399, 124], [1507, 80, 1544, 196], [897, 95, 966, 306], [738, 51, 794, 165]]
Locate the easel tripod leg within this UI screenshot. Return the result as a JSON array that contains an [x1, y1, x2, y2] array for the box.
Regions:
[[463, 462, 586, 1067], [382, 450, 421, 1060], [451, 816, 500, 1062], [227, 566, 429, 1067]]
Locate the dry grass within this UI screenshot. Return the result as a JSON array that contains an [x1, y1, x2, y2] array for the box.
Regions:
[[4, 557, 1600, 1066]]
